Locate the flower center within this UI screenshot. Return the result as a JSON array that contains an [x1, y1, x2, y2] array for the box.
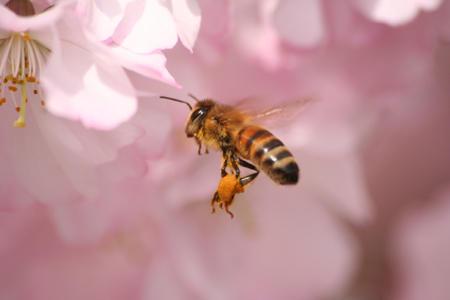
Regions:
[[0, 32, 50, 128]]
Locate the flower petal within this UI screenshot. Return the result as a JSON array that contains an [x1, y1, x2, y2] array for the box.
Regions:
[[169, 0, 201, 52], [109, 44, 180, 87], [112, 0, 178, 53], [75, 0, 134, 41], [42, 40, 137, 130]]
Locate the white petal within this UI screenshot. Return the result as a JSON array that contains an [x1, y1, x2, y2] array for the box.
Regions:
[[112, 0, 178, 53], [75, 0, 135, 41], [169, 0, 201, 52], [109, 44, 180, 87], [42, 40, 137, 130]]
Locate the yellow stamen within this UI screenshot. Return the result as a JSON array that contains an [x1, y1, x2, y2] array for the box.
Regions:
[[1, 31, 50, 127], [13, 82, 27, 128]]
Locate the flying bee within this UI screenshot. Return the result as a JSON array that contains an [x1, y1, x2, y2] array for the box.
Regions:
[[160, 94, 311, 217]]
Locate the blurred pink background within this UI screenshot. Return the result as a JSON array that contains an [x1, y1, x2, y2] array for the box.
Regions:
[[2, 0, 450, 299]]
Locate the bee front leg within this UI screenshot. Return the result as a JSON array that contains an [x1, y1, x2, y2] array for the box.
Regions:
[[195, 137, 202, 155]]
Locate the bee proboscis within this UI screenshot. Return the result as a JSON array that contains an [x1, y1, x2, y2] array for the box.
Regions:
[[160, 94, 310, 218]]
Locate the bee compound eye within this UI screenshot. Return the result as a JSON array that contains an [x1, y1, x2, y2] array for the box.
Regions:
[[191, 108, 205, 121]]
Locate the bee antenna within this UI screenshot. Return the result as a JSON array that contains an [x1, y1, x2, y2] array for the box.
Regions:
[[188, 94, 200, 102], [160, 96, 193, 111]]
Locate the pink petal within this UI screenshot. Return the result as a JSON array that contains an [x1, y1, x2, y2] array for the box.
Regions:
[[273, 0, 325, 47], [109, 44, 180, 87], [170, 0, 202, 52], [1, 103, 91, 204], [112, 0, 178, 53], [42, 40, 138, 130], [352, 0, 444, 26], [75, 0, 134, 41]]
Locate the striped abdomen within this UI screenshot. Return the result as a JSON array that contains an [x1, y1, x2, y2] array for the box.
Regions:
[[236, 126, 299, 185]]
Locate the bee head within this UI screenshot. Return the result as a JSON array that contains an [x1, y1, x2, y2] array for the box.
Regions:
[[185, 100, 215, 138]]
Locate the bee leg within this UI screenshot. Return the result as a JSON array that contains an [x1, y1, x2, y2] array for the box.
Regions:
[[211, 190, 220, 214], [240, 173, 259, 187], [196, 138, 202, 155], [224, 196, 235, 219], [237, 158, 260, 187], [230, 157, 241, 179], [237, 158, 258, 171], [205, 147, 209, 154], [221, 154, 229, 177]]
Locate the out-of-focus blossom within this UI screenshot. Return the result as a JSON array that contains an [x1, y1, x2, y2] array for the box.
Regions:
[[391, 187, 450, 300], [2, 1, 450, 300], [352, 0, 444, 26], [231, 0, 446, 70]]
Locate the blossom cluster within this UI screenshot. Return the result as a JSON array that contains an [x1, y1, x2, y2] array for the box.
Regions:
[[1, 0, 450, 299]]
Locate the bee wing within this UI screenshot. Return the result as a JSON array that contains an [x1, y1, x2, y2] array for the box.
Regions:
[[236, 98, 315, 127]]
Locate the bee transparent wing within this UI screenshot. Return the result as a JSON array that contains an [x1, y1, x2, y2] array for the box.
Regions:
[[238, 98, 315, 128]]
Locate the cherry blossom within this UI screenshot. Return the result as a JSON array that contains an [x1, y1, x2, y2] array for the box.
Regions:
[[0, 0, 173, 211], [1, 1, 450, 300], [0, 0, 181, 130]]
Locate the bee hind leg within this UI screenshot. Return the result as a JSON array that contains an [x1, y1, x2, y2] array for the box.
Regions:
[[224, 196, 235, 219], [237, 158, 260, 187], [211, 190, 220, 214]]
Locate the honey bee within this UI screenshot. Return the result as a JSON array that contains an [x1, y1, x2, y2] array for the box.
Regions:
[[161, 94, 309, 217]]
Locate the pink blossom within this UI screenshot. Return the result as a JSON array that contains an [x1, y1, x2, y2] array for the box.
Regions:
[[2, 1, 450, 300], [0, 0, 172, 209], [0, 0, 181, 130]]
